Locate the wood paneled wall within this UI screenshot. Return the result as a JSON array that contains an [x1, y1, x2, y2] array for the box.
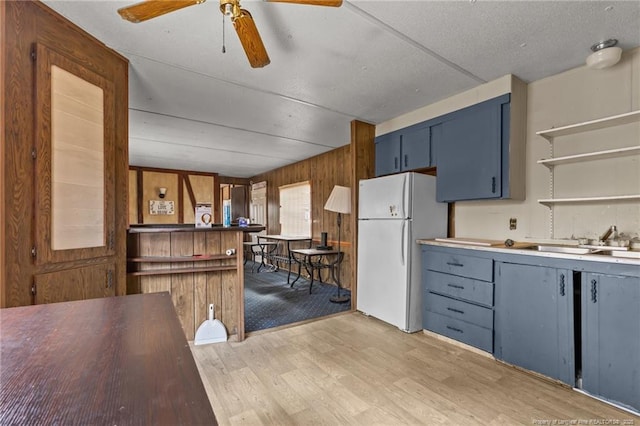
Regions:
[[251, 120, 376, 301], [2, 1, 129, 307], [350, 120, 377, 305], [0, 1, 6, 307], [128, 166, 252, 225], [127, 229, 245, 341], [129, 166, 219, 225]]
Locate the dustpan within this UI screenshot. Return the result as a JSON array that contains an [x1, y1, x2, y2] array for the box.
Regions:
[[194, 304, 227, 345]]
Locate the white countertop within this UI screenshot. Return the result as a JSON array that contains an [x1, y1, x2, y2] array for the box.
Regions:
[[417, 239, 640, 266]]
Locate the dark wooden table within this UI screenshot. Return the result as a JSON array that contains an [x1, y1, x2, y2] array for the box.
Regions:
[[0, 293, 218, 425]]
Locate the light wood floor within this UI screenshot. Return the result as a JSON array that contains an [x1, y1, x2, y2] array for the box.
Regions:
[[191, 312, 637, 425]]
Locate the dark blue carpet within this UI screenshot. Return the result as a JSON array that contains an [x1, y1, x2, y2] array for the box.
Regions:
[[244, 261, 351, 332]]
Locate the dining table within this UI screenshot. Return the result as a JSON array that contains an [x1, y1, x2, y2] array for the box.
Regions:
[[0, 292, 218, 425], [290, 248, 344, 293], [257, 235, 313, 284]]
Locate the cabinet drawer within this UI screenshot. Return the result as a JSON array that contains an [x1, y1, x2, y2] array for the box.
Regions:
[[424, 270, 494, 307], [425, 293, 493, 329], [424, 311, 493, 353], [424, 250, 493, 282]]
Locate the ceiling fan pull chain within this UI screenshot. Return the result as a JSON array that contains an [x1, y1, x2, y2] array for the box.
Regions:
[[222, 14, 226, 53]]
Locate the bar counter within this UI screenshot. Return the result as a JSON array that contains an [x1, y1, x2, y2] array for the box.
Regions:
[[129, 223, 266, 233], [127, 224, 265, 341], [0, 293, 217, 425]]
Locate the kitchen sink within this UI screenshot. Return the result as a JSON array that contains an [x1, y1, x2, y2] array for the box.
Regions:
[[611, 250, 640, 259], [533, 245, 594, 254], [526, 244, 640, 258]]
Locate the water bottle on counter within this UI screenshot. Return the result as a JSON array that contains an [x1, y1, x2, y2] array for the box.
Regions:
[[223, 200, 231, 227]]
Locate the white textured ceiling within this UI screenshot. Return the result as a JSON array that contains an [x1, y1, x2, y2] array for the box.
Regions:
[[42, 0, 640, 177]]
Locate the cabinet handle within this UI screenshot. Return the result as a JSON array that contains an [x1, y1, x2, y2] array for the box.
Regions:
[[590, 279, 597, 303], [447, 307, 465, 315], [447, 283, 465, 290], [446, 262, 464, 267], [108, 230, 115, 250], [394, 157, 398, 170], [106, 270, 114, 289], [559, 274, 566, 296], [446, 325, 463, 334], [491, 177, 496, 193], [404, 155, 408, 168]]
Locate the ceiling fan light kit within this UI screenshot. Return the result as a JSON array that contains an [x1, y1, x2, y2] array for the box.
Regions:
[[118, 0, 342, 68], [586, 38, 622, 70]]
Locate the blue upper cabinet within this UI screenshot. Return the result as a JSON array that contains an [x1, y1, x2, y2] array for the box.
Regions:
[[374, 132, 400, 176], [375, 76, 527, 202], [401, 124, 431, 171], [375, 123, 431, 176], [435, 94, 513, 202]]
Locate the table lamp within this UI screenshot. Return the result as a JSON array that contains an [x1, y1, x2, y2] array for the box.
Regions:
[[324, 185, 351, 304]]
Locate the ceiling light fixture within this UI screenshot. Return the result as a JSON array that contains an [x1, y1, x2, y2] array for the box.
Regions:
[[586, 39, 622, 69]]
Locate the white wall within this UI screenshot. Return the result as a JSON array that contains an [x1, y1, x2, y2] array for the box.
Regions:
[[377, 48, 640, 242]]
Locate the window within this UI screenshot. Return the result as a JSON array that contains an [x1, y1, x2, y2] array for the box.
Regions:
[[279, 181, 311, 237]]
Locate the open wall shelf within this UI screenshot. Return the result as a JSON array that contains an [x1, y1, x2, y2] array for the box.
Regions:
[[536, 110, 640, 140], [537, 146, 640, 168], [538, 194, 640, 206], [536, 110, 640, 210]]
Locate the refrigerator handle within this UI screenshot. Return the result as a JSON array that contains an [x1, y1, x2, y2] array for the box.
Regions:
[[401, 220, 406, 266], [401, 175, 407, 218]]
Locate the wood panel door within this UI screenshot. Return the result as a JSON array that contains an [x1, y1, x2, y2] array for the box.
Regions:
[[34, 43, 116, 265], [34, 262, 116, 304], [231, 186, 248, 221]]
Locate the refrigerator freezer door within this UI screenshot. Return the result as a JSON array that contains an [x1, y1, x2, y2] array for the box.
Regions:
[[359, 173, 411, 219], [357, 218, 410, 331]]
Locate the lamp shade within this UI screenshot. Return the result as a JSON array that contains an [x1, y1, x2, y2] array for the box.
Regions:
[[324, 186, 351, 214]]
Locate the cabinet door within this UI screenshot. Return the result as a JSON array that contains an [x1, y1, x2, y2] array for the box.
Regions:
[[582, 273, 640, 412], [429, 123, 442, 167], [436, 99, 503, 202], [495, 263, 574, 384], [375, 132, 401, 176], [34, 43, 116, 264], [34, 262, 116, 304], [400, 125, 430, 171]]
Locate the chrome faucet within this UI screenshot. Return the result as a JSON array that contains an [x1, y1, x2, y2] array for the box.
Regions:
[[599, 225, 618, 242]]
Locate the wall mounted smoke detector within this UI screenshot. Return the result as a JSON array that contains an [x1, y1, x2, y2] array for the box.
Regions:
[[586, 39, 622, 69]]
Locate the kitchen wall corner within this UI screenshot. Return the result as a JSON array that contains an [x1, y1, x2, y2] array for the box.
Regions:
[[454, 47, 640, 241]]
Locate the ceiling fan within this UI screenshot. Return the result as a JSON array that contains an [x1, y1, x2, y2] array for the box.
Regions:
[[117, 0, 343, 68]]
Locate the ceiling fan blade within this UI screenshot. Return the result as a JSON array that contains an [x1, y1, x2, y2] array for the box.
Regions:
[[266, 0, 342, 6], [118, 0, 205, 23], [232, 9, 271, 68]]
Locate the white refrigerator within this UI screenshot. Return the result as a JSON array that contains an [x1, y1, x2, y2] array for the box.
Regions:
[[356, 172, 447, 332]]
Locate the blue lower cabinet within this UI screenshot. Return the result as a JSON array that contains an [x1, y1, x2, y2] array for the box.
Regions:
[[423, 310, 493, 353], [422, 245, 640, 414], [426, 293, 493, 329], [494, 262, 575, 385], [422, 246, 494, 353], [582, 273, 640, 412], [424, 270, 494, 307]]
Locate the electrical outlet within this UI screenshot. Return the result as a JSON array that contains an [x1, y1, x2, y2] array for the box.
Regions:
[[509, 218, 517, 230]]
